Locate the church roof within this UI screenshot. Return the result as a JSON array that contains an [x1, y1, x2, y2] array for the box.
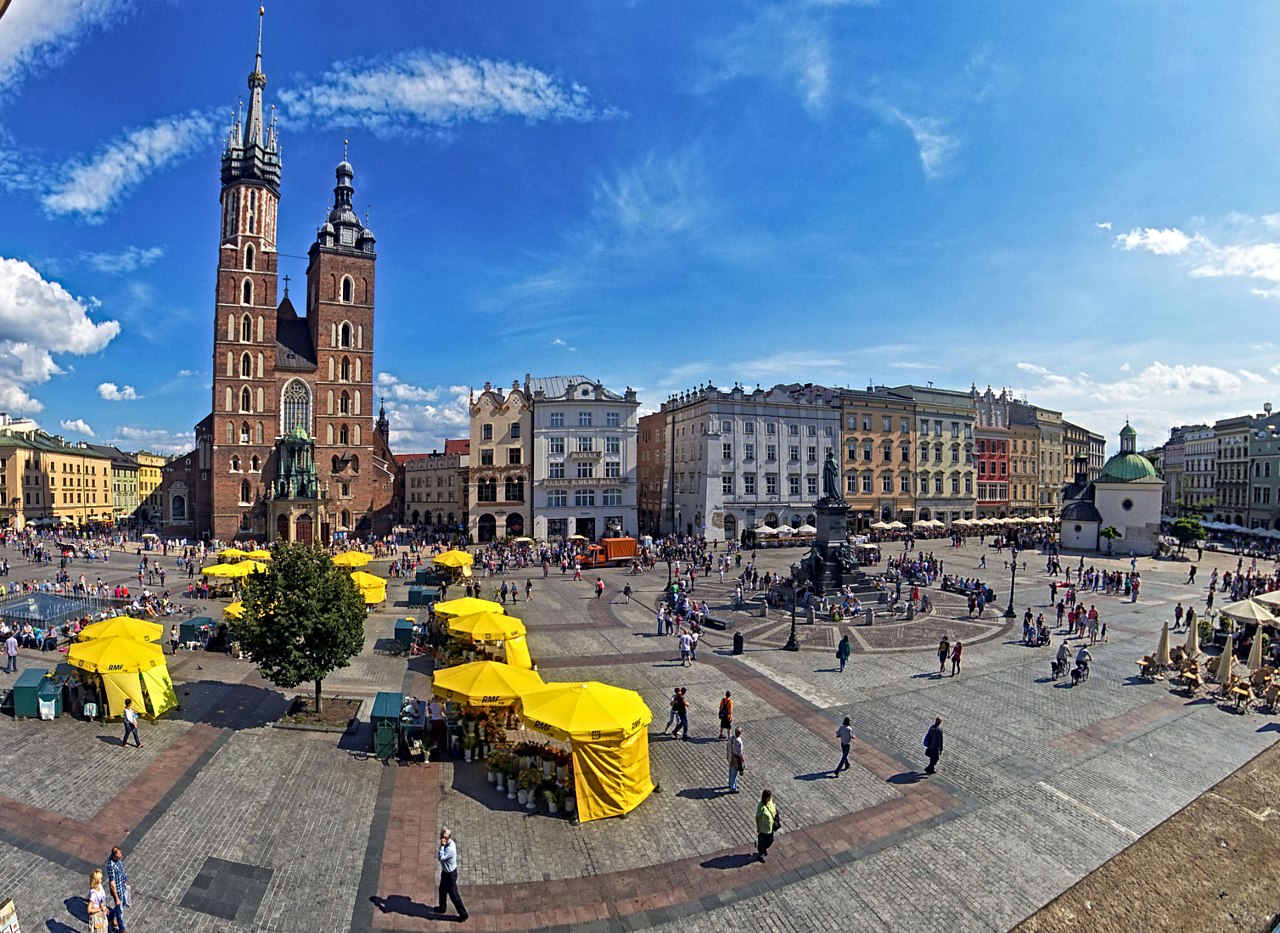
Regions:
[[1061, 500, 1103, 523], [1097, 451, 1160, 483], [275, 318, 316, 371]]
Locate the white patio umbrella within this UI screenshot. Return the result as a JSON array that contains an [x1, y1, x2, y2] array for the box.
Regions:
[[1183, 616, 1201, 658], [1155, 621, 1172, 668], [1221, 599, 1274, 625], [795, 524, 817, 534], [1247, 628, 1266, 673], [1215, 634, 1237, 686], [774, 525, 796, 536], [1252, 590, 1280, 611], [869, 521, 890, 531], [753, 525, 777, 536], [886, 520, 906, 530]]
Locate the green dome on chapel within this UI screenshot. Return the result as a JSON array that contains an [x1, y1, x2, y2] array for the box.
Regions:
[[1098, 452, 1158, 482]]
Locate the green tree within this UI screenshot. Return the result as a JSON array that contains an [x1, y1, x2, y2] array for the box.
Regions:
[[1170, 517, 1205, 555], [235, 542, 366, 713], [1099, 526, 1121, 555]]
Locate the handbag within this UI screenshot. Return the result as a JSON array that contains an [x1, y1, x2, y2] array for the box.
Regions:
[[123, 883, 131, 907]]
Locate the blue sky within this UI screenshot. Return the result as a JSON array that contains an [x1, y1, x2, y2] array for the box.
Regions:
[[3, 1, 1280, 455]]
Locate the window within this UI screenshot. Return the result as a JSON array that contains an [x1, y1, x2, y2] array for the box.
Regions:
[[339, 424, 349, 445], [240, 387, 252, 412], [861, 474, 872, 494], [606, 436, 620, 455], [902, 418, 910, 434], [862, 443, 872, 462], [339, 391, 350, 415], [549, 461, 565, 479], [241, 279, 253, 305], [606, 412, 620, 428], [550, 437, 565, 455], [883, 442, 892, 462], [882, 473, 893, 493], [508, 448, 522, 465], [964, 476, 973, 495], [574, 489, 595, 507], [743, 474, 756, 495], [722, 443, 733, 460], [605, 461, 620, 478], [244, 245, 255, 270], [934, 445, 943, 462], [547, 490, 567, 507], [789, 424, 799, 436], [951, 475, 960, 494], [482, 424, 493, 441], [790, 476, 801, 496], [766, 474, 778, 495], [934, 475, 943, 494], [341, 276, 353, 303], [231, 456, 240, 472], [577, 436, 593, 452], [251, 456, 260, 471], [602, 489, 623, 506], [808, 446, 817, 463], [240, 480, 251, 504], [807, 425, 817, 437], [882, 416, 892, 432], [934, 421, 943, 436], [901, 473, 911, 492], [504, 477, 524, 501], [549, 412, 564, 428], [240, 422, 251, 444], [846, 475, 856, 494], [576, 462, 594, 479], [722, 475, 734, 495], [847, 415, 857, 430], [746, 423, 757, 435], [767, 444, 777, 461], [744, 443, 755, 461], [476, 478, 497, 501], [789, 445, 800, 462], [901, 444, 910, 462], [339, 323, 352, 348], [241, 314, 252, 342], [808, 475, 818, 496], [578, 411, 593, 427], [920, 474, 929, 493]]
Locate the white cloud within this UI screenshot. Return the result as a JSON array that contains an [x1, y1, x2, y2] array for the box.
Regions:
[[110, 426, 194, 455], [76, 245, 165, 274], [0, 0, 132, 89], [1115, 217, 1280, 298], [551, 338, 576, 352], [279, 52, 613, 136], [176, 369, 199, 378], [0, 257, 120, 412], [1095, 221, 1112, 230], [1116, 227, 1195, 255], [97, 382, 138, 401], [59, 418, 94, 437], [375, 375, 471, 451], [41, 111, 216, 221], [704, 5, 839, 115], [888, 108, 961, 181]]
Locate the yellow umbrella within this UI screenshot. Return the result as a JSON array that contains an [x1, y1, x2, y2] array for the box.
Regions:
[[1155, 621, 1171, 668], [518, 681, 653, 742], [434, 596, 505, 620], [348, 570, 387, 605], [220, 547, 250, 560], [447, 612, 526, 643], [349, 570, 387, 587], [78, 616, 163, 643], [68, 636, 167, 674], [201, 562, 247, 578], [245, 549, 272, 560], [224, 601, 245, 620], [433, 550, 474, 568], [431, 660, 544, 706], [332, 551, 372, 567]]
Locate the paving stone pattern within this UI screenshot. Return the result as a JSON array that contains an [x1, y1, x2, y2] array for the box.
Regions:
[[0, 541, 1274, 931]]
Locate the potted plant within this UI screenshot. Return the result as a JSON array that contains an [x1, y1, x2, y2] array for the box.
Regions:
[[563, 773, 576, 815], [544, 785, 564, 815], [461, 732, 478, 762], [506, 760, 520, 800], [540, 746, 556, 778], [517, 767, 542, 808], [554, 747, 572, 781]]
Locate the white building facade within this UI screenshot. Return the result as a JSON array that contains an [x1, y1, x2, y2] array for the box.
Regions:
[[663, 384, 841, 542], [528, 375, 639, 541]]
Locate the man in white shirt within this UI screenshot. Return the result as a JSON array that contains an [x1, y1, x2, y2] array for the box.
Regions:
[[678, 631, 692, 667], [834, 717, 855, 774], [726, 727, 745, 793], [122, 698, 143, 748], [433, 827, 468, 921]]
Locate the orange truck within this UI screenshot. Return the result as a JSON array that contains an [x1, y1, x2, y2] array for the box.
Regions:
[[583, 537, 638, 567]]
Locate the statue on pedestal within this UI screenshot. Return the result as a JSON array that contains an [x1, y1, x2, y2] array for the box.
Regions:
[[822, 448, 841, 502]]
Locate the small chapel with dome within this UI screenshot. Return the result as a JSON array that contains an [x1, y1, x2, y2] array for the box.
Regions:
[[1059, 422, 1164, 555]]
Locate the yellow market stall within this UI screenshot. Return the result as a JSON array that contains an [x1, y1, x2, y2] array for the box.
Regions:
[[434, 550, 473, 570], [518, 681, 655, 823], [349, 570, 388, 605], [333, 551, 372, 568], [434, 597, 504, 620], [77, 616, 163, 643], [67, 636, 178, 720], [432, 660, 544, 707], [446, 613, 533, 669]]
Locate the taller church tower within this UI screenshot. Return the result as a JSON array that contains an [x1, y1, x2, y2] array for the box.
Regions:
[[210, 7, 282, 537]]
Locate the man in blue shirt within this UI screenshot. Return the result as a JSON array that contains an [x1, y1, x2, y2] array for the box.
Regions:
[[434, 827, 468, 921], [106, 847, 129, 933]]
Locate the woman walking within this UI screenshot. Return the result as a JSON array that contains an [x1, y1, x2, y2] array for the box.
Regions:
[[950, 640, 963, 676], [836, 634, 851, 673], [755, 789, 778, 862], [87, 868, 108, 932], [718, 691, 734, 739]]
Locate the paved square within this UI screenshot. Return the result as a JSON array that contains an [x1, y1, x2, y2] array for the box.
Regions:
[[0, 538, 1274, 931]]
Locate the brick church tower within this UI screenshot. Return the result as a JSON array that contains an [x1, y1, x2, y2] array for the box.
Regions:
[[168, 9, 395, 543]]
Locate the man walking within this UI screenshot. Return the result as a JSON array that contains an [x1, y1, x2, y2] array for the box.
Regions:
[[726, 726, 745, 793], [434, 827, 468, 922], [672, 687, 690, 740], [834, 716, 854, 775], [923, 717, 943, 775], [121, 698, 142, 749], [106, 846, 129, 933], [3, 630, 16, 673], [755, 789, 778, 862]]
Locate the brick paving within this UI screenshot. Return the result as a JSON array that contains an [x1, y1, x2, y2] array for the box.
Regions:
[[0, 541, 1275, 930]]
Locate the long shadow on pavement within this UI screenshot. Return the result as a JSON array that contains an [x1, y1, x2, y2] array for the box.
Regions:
[[370, 895, 437, 919], [700, 853, 756, 870], [887, 770, 924, 785], [794, 771, 837, 782], [170, 680, 289, 730]]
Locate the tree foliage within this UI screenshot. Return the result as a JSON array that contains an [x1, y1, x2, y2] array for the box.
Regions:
[[1099, 525, 1121, 554], [1170, 517, 1205, 554], [235, 542, 366, 712]]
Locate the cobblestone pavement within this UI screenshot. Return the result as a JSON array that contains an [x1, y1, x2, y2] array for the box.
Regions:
[[0, 540, 1274, 931]]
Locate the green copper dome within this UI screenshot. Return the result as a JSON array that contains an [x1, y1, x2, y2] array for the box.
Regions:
[[1098, 451, 1157, 482]]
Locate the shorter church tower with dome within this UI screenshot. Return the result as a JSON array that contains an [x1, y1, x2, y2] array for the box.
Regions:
[[1059, 422, 1164, 555]]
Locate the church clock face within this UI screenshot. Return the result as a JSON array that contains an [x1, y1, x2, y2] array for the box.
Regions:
[[340, 226, 355, 246]]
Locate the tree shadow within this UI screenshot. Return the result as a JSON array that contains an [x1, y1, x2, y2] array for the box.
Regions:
[[170, 680, 289, 730], [794, 771, 836, 782], [700, 853, 756, 870], [887, 771, 923, 785], [337, 719, 371, 752], [370, 894, 438, 919]]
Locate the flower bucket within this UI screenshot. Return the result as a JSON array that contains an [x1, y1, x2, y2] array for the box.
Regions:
[[517, 789, 528, 805]]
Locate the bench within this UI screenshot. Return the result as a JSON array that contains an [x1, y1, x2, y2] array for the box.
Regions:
[[702, 615, 738, 631]]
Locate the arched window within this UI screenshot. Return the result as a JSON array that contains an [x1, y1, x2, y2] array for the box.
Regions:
[[241, 279, 253, 306], [226, 315, 235, 341], [230, 455, 240, 472], [340, 509, 351, 529], [240, 480, 251, 503], [354, 358, 361, 382], [225, 352, 233, 377], [327, 389, 334, 414], [241, 313, 252, 342], [326, 425, 334, 444], [340, 357, 350, 381], [327, 357, 335, 381], [226, 422, 233, 444], [339, 391, 350, 415], [349, 455, 359, 473], [257, 316, 264, 341], [354, 424, 361, 445], [341, 276, 353, 303], [281, 379, 311, 435], [357, 324, 363, 349], [257, 387, 264, 412], [240, 353, 252, 378], [170, 494, 186, 520], [353, 391, 361, 415], [331, 456, 340, 473], [257, 352, 264, 377], [240, 422, 251, 444], [244, 245, 255, 270], [339, 322, 352, 348], [257, 421, 264, 444], [339, 424, 350, 446], [240, 387, 252, 412], [250, 456, 260, 471]]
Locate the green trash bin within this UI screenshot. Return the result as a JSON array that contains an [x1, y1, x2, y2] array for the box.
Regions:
[[36, 677, 62, 720], [370, 691, 403, 751], [415, 568, 429, 585], [12, 668, 46, 719], [394, 618, 414, 650]]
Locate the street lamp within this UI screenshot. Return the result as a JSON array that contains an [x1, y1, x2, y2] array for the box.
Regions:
[[783, 577, 800, 651], [1004, 554, 1019, 619]]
